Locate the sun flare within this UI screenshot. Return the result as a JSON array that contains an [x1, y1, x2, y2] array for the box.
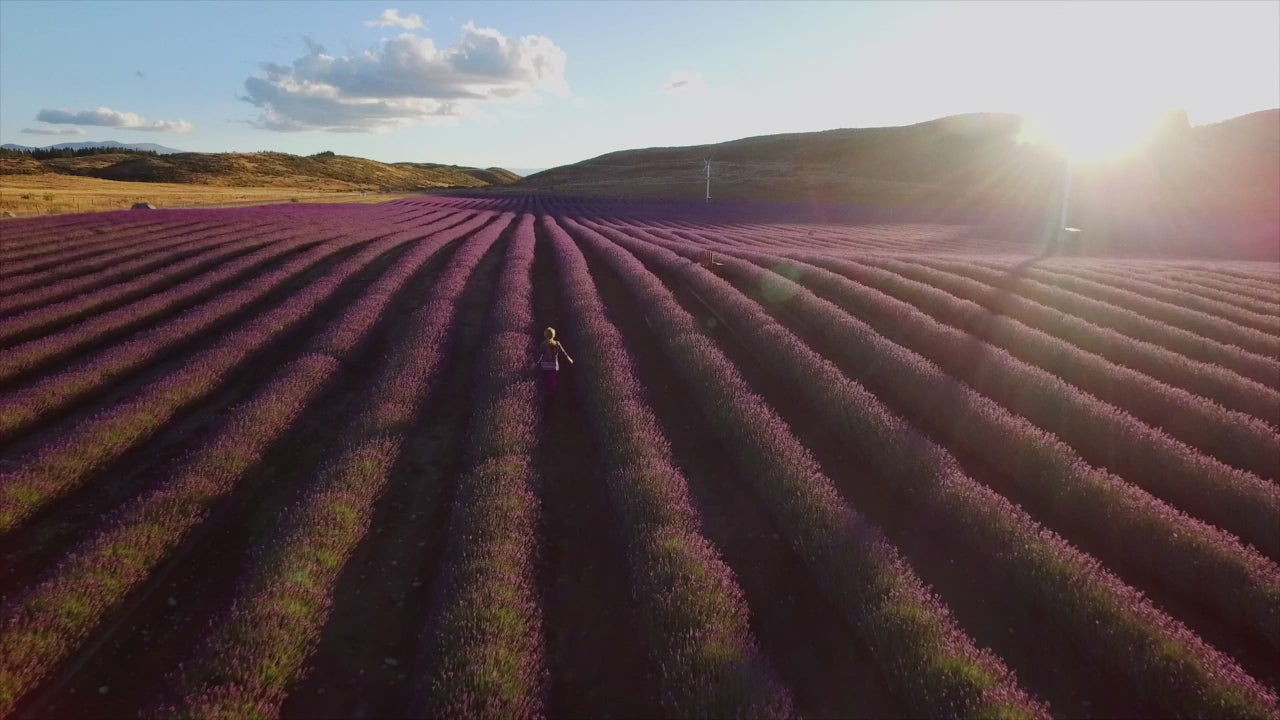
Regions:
[[1017, 112, 1157, 162]]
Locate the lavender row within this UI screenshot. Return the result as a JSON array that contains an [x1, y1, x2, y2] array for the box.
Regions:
[[0, 219, 193, 274], [170, 214, 513, 719], [0, 350, 338, 716], [795, 254, 1280, 482], [563, 216, 1047, 719], [1050, 260, 1280, 316], [0, 218, 202, 272], [915, 257, 1280, 390], [418, 215, 546, 717], [589, 220, 1279, 718], [0, 219, 234, 292], [689, 219, 997, 255], [0, 207, 191, 245], [543, 216, 792, 718], [0, 214, 162, 252], [1151, 270, 1280, 310], [665, 225, 1280, 481], [970, 259, 1280, 358], [1166, 267, 1280, 295], [0, 212, 487, 534], [0, 220, 279, 321], [681, 242, 1280, 666], [677, 234, 1280, 559], [0, 208, 466, 431], [858, 257, 1280, 425], [0, 232, 328, 437], [653, 217, 999, 255], [1091, 265, 1280, 317], [0, 227, 286, 346], [0, 204, 395, 262], [0, 211, 483, 712], [0, 224, 325, 384], [1018, 261, 1280, 336]]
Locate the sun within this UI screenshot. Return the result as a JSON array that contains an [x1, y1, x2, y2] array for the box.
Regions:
[[1017, 111, 1157, 163]]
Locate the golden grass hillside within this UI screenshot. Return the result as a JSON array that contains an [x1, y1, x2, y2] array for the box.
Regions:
[[0, 174, 407, 217], [3, 151, 515, 191], [0, 150, 520, 216]]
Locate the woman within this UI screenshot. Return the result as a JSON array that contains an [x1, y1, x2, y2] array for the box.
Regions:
[[536, 326, 574, 395]]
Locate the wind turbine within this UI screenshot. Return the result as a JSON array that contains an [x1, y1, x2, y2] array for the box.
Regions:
[[703, 158, 712, 202]]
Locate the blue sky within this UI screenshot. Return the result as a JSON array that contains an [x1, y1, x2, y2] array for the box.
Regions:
[[2, 1, 1277, 170]]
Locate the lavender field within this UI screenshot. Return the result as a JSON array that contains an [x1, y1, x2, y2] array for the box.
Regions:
[[0, 195, 1277, 719]]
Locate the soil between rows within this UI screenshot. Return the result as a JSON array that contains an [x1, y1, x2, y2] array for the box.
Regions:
[[278, 228, 510, 720], [9, 229, 460, 719], [570, 222, 906, 719], [531, 216, 661, 718], [0, 219, 214, 282], [280, 222, 511, 718], [693, 251, 1143, 718], [0, 206, 465, 397], [0, 233, 401, 592], [0, 226, 280, 339], [749, 255, 1280, 691], [0, 232, 330, 399], [0, 212, 467, 456]]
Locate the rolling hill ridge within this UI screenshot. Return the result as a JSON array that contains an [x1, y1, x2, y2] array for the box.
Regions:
[[0, 150, 520, 192]]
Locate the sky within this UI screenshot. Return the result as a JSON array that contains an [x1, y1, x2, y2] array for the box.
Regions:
[[1, 0, 1277, 170]]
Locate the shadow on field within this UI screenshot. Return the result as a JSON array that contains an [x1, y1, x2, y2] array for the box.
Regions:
[[531, 214, 661, 718], [280, 232, 507, 719], [573, 227, 905, 719]]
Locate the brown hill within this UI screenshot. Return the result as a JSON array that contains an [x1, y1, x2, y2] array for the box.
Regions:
[[0, 151, 520, 192], [517, 113, 1050, 204], [515, 111, 1280, 229], [395, 162, 522, 186]]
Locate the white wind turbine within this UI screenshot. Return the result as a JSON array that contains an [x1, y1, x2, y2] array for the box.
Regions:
[[703, 158, 712, 202]]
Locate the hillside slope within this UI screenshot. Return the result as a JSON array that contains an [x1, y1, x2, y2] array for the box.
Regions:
[[516, 111, 1280, 234], [0, 151, 519, 192]]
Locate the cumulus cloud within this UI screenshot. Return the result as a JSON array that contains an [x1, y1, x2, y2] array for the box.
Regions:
[[242, 22, 568, 132], [365, 8, 425, 30], [35, 106, 194, 133], [21, 126, 88, 136], [663, 70, 706, 96]]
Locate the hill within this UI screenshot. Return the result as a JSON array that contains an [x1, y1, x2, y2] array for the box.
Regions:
[[517, 113, 1053, 202], [514, 110, 1280, 238], [0, 150, 520, 192], [394, 162, 522, 186]]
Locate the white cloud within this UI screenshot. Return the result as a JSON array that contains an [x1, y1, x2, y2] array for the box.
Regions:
[[243, 23, 568, 132], [35, 107, 194, 133], [662, 70, 706, 96], [21, 126, 88, 136], [365, 9, 425, 30]]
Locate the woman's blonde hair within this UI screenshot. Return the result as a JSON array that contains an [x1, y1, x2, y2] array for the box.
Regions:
[[543, 327, 556, 341]]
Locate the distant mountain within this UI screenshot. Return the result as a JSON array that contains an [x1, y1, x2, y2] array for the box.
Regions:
[[1, 140, 185, 154], [507, 168, 548, 177]]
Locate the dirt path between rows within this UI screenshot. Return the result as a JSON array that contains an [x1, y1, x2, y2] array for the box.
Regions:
[[280, 230, 508, 719], [574, 228, 904, 719], [531, 216, 660, 718]]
